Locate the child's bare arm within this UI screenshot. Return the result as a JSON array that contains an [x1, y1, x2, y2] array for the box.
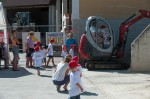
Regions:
[[16, 38, 20, 44], [76, 83, 83, 92], [65, 68, 70, 76], [80, 73, 82, 77], [46, 48, 50, 54]]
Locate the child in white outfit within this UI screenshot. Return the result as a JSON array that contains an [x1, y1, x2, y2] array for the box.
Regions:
[[40, 45, 47, 66], [61, 46, 67, 61], [32, 46, 43, 76], [69, 61, 84, 99], [47, 39, 56, 67], [69, 44, 75, 58]]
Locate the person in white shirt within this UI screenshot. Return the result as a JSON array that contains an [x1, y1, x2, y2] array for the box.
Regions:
[[61, 46, 67, 61], [100, 25, 111, 49], [68, 61, 84, 99], [90, 20, 97, 41], [47, 39, 56, 67], [69, 44, 75, 58], [52, 54, 72, 92], [72, 56, 84, 93], [40, 45, 47, 66], [32, 46, 43, 76]]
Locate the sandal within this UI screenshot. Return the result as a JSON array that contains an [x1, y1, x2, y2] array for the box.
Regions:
[[63, 89, 68, 91], [28, 66, 34, 68], [26, 66, 30, 68], [53, 64, 57, 67], [63, 87, 68, 91]]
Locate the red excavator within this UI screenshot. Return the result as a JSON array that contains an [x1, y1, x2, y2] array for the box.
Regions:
[[79, 10, 150, 70]]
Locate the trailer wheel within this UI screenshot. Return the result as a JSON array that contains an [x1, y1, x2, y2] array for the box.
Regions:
[[86, 62, 94, 70]]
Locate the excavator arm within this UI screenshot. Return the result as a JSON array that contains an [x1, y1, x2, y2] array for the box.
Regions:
[[115, 10, 150, 58]]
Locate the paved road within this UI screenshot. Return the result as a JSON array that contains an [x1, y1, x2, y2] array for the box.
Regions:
[[0, 53, 106, 99]]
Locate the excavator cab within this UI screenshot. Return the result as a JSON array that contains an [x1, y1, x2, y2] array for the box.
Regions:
[[79, 16, 127, 70], [85, 16, 114, 59]]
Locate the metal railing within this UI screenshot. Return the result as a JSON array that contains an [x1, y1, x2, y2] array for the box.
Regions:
[[3, 25, 80, 57]]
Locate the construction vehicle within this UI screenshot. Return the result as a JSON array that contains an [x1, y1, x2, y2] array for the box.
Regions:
[[79, 10, 150, 70]]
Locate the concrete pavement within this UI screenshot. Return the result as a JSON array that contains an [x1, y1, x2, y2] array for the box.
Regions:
[[83, 70, 150, 99], [0, 53, 106, 99], [1, 53, 150, 99]]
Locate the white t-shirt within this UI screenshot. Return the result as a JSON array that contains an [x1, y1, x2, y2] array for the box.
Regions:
[[61, 51, 67, 58], [48, 43, 53, 56], [100, 28, 111, 45], [52, 62, 69, 81], [77, 66, 83, 73], [100, 28, 109, 40], [40, 49, 46, 58], [90, 25, 96, 33], [69, 71, 82, 97], [32, 51, 43, 67], [90, 25, 97, 40], [69, 48, 74, 58]]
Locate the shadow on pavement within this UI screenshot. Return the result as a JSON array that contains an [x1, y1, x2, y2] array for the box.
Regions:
[[45, 69, 52, 71], [87, 70, 150, 75], [45, 66, 54, 69], [58, 91, 98, 96], [32, 67, 46, 71], [81, 91, 98, 96], [0, 67, 33, 78], [58, 90, 68, 94], [40, 75, 52, 78]]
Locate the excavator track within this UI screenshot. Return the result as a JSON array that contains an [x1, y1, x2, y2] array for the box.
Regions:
[[85, 60, 128, 70]]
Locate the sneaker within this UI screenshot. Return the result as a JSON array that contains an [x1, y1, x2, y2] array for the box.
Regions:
[[56, 85, 61, 92]]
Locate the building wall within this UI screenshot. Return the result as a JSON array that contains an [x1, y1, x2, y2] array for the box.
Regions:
[[79, 0, 150, 19], [72, 0, 79, 19], [131, 25, 150, 72]]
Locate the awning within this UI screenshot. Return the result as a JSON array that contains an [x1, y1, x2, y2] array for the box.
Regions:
[[3, 0, 56, 8]]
